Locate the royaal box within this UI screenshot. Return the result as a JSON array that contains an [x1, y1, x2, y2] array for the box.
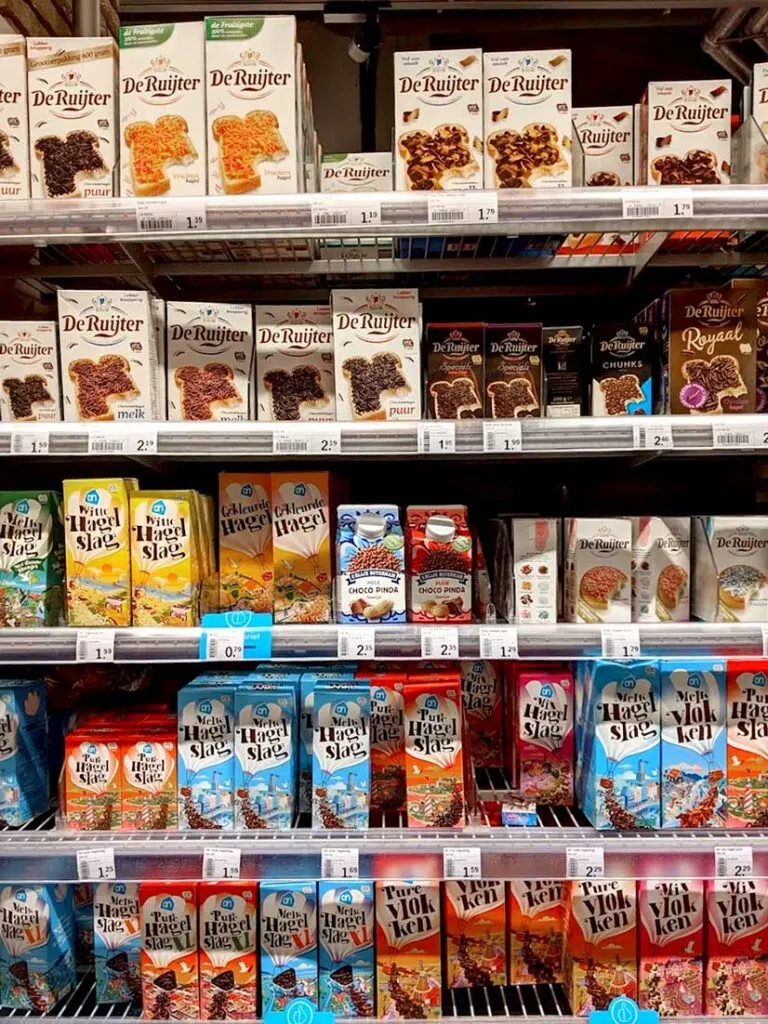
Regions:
[[177, 681, 235, 830], [218, 472, 272, 615], [0, 491, 64, 629], [139, 882, 199, 1020], [260, 882, 317, 1013], [94, 882, 140, 1005], [234, 684, 296, 830], [0, 38, 29, 199], [375, 880, 441, 1019], [199, 881, 258, 1021], [0, 322, 61, 422], [507, 881, 565, 985], [727, 661, 768, 827], [27, 37, 117, 199], [321, 152, 392, 192], [706, 880, 768, 1016], [632, 516, 691, 623], [0, 884, 75, 1011], [318, 880, 375, 1016], [732, 278, 768, 412], [640, 80, 731, 186], [639, 879, 704, 1016], [692, 516, 768, 623], [312, 683, 370, 830], [119, 23, 205, 198], [255, 305, 335, 422], [573, 106, 633, 186], [205, 16, 299, 195], [565, 517, 632, 623], [394, 49, 482, 192], [444, 880, 506, 988], [483, 50, 572, 189]]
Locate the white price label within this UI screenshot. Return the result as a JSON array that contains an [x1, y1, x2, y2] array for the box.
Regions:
[[713, 421, 755, 449], [273, 426, 341, 456], [203, 847, 241, 880], [124, 428, 158, 455], [633, 421, 673, 450], [715, 846, 753, 878], [10, 428, 50, 455], [338, 628, 374, 660], [417, 422, 455, 454], [479, 626, 519, 660], [311, 199, 381, 229], [137, 197, 207, 233], [87, 428, 158, 456], [77, 848, 116, 881], [601, 625, 641, 660], [321, 848, 360, 880], [428, 191, 498, 226], [420, 627, 460, 660], [76, 629, 115, 663], [566, 846, 604, 879], [443, 847, 482, 880], [204, 629, 245, 661], [621, 188, 693, 220], [482, 421, 522, 453]]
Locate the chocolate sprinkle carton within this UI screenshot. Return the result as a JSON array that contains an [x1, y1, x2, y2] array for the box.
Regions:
[[0, 884, 75, 1011], [218, 472, 273, 615], [0, 491, 64, 629], [590, 322, 652, 416], [255, 304, 335, 422], [542, 326, 585, 417], [139, 882, 199, 1021], [272, 472, 332, 624], [375, 880, 441, 1019], [507, 881, 565, 985], [368, 671, 406, 814], [404, 676, 465, 828], [640, 81, 731, 186], [706, 879, 768, 1016], [259, 882, 317, 1013], [0, 39, 29, 200], [0, 680, 48, 827], [234, 684, 296, 830], [727, 661, 768, 827], [639, 879, 704, 1016], [0, 322, 61, 422], [318, 880, 375, 1016], [459, 661, 503, 769], [484, 323, 543, 418], [444, 880, 506, 988], [516, 667, 574, 806], [199, 881, 258, 1021], [692, 516, 768, 623], [425, 323, 484, 420], [312, 683, 370, 830], [94, 882, 140, 1005], [336, 504, 406, 624], [177, 680, 235, 830]]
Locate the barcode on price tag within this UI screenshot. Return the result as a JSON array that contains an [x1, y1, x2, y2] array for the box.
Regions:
[[338, 628, 374, 660], [621, 188, 693, 220], [715, 846, 753, 878], [77, 848, 116, 881], [417, 422, 455, 454], [10, 429, 50, 455], [713, 422, 753, 448], [601, 626, 641, 660], [483, 421, 522, 454], [444, 847, 481, 880], [427, 192, 498, 226], [88, 431, 127, 455], [566, 846, 604, 879], [633, 422, 673, 450], [311, 200, 381, 229], [203, 629, 245, 661], [321, 848, 360, 880], [421, 627, 459, 660], [203, 847, 241, 880], [479, 626, 518, 660], [137, 198, 207, 233], [273, 426, 341, 456], [76, 629, 115, 663]]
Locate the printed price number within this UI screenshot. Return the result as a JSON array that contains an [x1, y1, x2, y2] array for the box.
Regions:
[[427, 192, 498, 226], [311, 199, 381, 229], [124, 429, 158, 455], [566, 846, 604, 880], [203, 847, 241, 880], [420, 627, 459, 660], [715, 846, 753, 878], [337, 628, 374, 660], [272, 426, 341, 456], [443, 847, 482, 880], [76, 629, 116, 663], [633, 422, 673, 450], [10, 429, 50, 455], [137, 197, 207, 233], [482, 420, 523, 454], [479, 626, 519, 660], [77, 848, 116, 881], [321, 847, 359, 880], [417, 422, 455, 454], [204, 629, 246, 661], [601, 625, 641, 660]]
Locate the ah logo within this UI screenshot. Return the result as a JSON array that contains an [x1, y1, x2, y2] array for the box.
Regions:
[[151, 499, 167, 516], [540, 683, 554, 699], [221, 896, 234, 911], [619, 675, 637, 691], [334, 701, 349, 717], [688, 673, 703, 689], [241, 484, 253, 498], [294, 484, 307, 497], [255, 703, 269, 718], [161, 896, 175, 912], [374, 687, 386, 702], [114, 883, 127, 895], [85, 488, 100, 505], [338, 889, 353, 904], [142, 743, 152, 754], [425, 694, 438, 710], [199, 700, 213, 716], [15, 499, 29, 515], [280, 891, 295, 907], [87, 743, 97, 754], [14, 889, 26, 902], [756, 673, 767, 688]]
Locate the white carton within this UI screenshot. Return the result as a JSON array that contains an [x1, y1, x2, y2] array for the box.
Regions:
[[166, 301, 254, 421], [512, 517, 558, 624], [57, 290, 156, 422], [693, 516, 768, 623], [332, 288, 421, 421], [752, 63, 768, 130], [320, 152, 392, 192], [393, 49, 483, 192], [0, 321, 60, 422], [483, 50, 572, 189], [119, 22, 206, 197], [572, 106, 633, 186], [205, 15, 298, 195], [0, 38, 29, 199], [27, 37, 117, 199], [641, 80, 731, 185], [632, 516, 690, 623], [150, 297, 166, 418], [565, 517, 632, 623], [255, 304, 335, 421]]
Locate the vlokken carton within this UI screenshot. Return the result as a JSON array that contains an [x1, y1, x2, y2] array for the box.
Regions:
[[639, 879, 704, 1016], [444, 880, 506, 988], [375, 880, 441, 1019], [706, 879, 768, 1016], [507, 880, 565, 985]]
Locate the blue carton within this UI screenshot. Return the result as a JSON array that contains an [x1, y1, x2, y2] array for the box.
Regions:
[[0, 883, 75, 1010], [234, 685, 297, 830], [0, 680, 48, 827], [335, 505, 406, 624], [177, 682, 235, 830], [299, 672, 357, 815], [318, 880, 374, 1016], [73, 883, 93, 967], [260, 882, 317, 1013], [312, 684, 370, 830], [661, 659, 727, 828], [93, 882, 140, 1004]]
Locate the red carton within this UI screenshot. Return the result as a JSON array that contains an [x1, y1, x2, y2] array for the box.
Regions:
[[376, 880, 441, 1019], [140, 882, 199, 1021], [507, 881, 565, 984], [516, 667, 574, 805], [406, 506, 472, 623], [199, 882, 257, 1021], [706, 879, 768, 1016], [404, 678, 465, 828], [460, 661, 503, 768], [443, 881, 506, 988], [727, 660, 768, 827], [639, 879, 704, 1016]]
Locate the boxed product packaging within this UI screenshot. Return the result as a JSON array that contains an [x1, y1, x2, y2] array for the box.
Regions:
[[394, 49, 483, 192], [565, 517, 632, 623], [64, 733, 121, 830], [661, 660, 727, 828], [27, 37, 117, 199], [425, 323, 484, 420], [234, 684, 296, 829], [483, 50, 572, 189], [732, 278, 768, 412], [166, 302, 254, 421], [73, 882, 94, 967], [706, 879, 768, 1015], [321, 152, 392, 192], [332, 289, 421, 421], [299, 672, 355, 815], [94, 882, 141, 1004], [318, 880, 375, 1016], [0, 38, 29, 199], [271, 472, 331, 624], [484, 323, 543, 418], [444, 880, 506, 988], [727, 660, 768, 827], [119, 23, 205, 197], [564, 879, 637, 1016], [640, 80, 731, 186], [512, 517, 558, 624], [368, 672, 406, 813], [121, 733, 177, 830], [57, 291, 157, 422], [638, 879, 704, 1016], [0, 884, 75, 1010], [403, 676, 465, 828], [255, 305, 335, 422], [336, 504, 406, 624], [177, 680, 235, 830], [0, 491, 64, 629], [573, 106, 633, 186], [139, 882, 199, 1020], [591, 323, 652, 416], [692, 516, 768, 623], [460, 661, 503, 768], [312, 683, 370, 830], [632, 516, 691, 623], [259, 882, 317, 1012], [205, 16, 299, 195], [406, 505, 472, 623], [199, 881, 258, 1020], [150, 297, 166, 417], [218, 472, 272, 615], [0, 680, 47, 827], [0, 321, 61, 422], [375, 880, 441, 1018], [542, 326, 585, 418], [507, 880, 565, 984], [516, 666, 574, 806], [667, 286, 757, 415]]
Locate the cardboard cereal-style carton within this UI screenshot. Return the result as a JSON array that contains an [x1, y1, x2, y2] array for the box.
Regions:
[[321, 152, 392, 192], [484, 323, 543, 419], [255, 304, 335, 422], [516, 667, 574, 805], [375, 880, 441, 1019], [444, 880, 506, 988], [199, 882, 258, 1021], [368, 672, 406, 814], [121, 733, 177, 830], [73, 882, 94, 967], [271, 472, 331, 624], [573, 106, 633, 187], [177, 681, 235, 830], [312, 683, 370, 830], [565, 517, 632, 623], [0, 39, 29, 200], [639, 879, 704, 1016], [318, 880, 375, 1016], [0, 322, 61, 422], [460, 661, 503, 768], [0, 680, 47, 828], [692, 516, 768, 623], [299, 672, 355, 815], [632, 517, 691, 623], [64, 734, 121, 830], [507, 880, 565, 985], [234, 684, 296, 829], [94, 882, 141, 1004], [406, 505, 472, 623], [512, 517, 558, 624], [259, 882, 317, 1013], [218, 472, 272, 615], [640, 81, 731, 186], [727, 660, 768, 827], [139, 882, 199, 1020], [706, 879, 768, 1016], [0, 884, 76, 1011], [404, 676, 465, 828]]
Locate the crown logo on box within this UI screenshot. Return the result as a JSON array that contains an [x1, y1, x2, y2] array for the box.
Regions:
[[241, 48, 259, 62], [93, 295, 112, 311], [151, 54, 171, 71], [63, 69, 81, 85]]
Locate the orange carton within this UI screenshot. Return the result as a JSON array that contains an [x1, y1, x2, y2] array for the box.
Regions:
[[376, 880, 441, 1019], [404, 678, 465, 828], [271, 472, 331, 624], [639, 879, 704, 1016], [727, 660, 768, 827], [444, 881, 506, 988], [64, 733, 121, 830], [507, 880, 565, 985], [365, 671, 406, 814], [121, 733, 177, 831], [218, 473, 273, 614], [706, 879, 768, 1016], [140, 882, 199, 1020], [199, 882, 257, 1021]]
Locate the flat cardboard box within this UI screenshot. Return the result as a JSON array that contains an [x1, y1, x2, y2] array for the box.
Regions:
[[0, 37, 29, 199]]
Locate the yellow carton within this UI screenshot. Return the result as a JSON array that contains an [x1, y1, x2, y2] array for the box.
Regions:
[[130, 491, 200, 627], [63, 479, 135, 626], [272, 472, 331, 623], [218, 473, 273, 614]]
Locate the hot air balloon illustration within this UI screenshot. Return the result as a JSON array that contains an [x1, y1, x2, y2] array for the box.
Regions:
[[444, 880, 507, 989], [63, 482, 130, 626], [219, 477, 272, 614], [93, 882, 140, 1004], [725, 668, 768, 827], [130, 496, 195, 627], [122, 740, 176, 830], [177, 691, 234, 831], [311, 692, 370, 831], [404, 685, 465, 828], [518, 674, 574, 805], [234, 697, 294, 830], [64, 739, 120, 830], [318, 883, 374, 1016], [271, 474, 331, 624], [0, 885, 58, 1011], [259, 885, 317, 1012], [200, 888, 257, 1020], [370, 684, 406, 812]]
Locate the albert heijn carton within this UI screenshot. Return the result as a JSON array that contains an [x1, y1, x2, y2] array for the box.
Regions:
[[661, 660, 726, 829], [516, 666, 574, 806], [507, 880, 565, 985], [259, 882, 317, 1013], [727, 660, 768, 827], [0, 884, 76, 1011], [139, 882, 199, 1021], [706, 879, 768, 1016], [199, 881, 258, 1021], [0, 679, 48, 827], [312, 683, 370, 830], [460, 661, 503, 769], [375, 880, 441, 1019], [121, 732, 177, 831], [639, 879, 704, 1016], [234, 684, 296, 830], [177, 680, 235, 830], [404, 676, 465, 829], [299, 670, 356, 815], [443, 880, 506, 988], [367, 671, 406, 815], [318, 880, 375, 1017], [94, 882, 140, 1005]]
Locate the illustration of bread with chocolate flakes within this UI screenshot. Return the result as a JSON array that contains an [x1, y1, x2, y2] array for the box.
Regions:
[[69, 354, 139, 421], [212, 110, 288, 195], [263, 365, 330, 421], [681, 355, 747, 414], [2, 376, 55, 421], [398, 123, 479, 191], [0, 131, 19, 180], [487, 122, 567, 188], [124, 115, 197, 197], [599, 374, 644, 416], [342, 352, 410, 420], [174, 362, 241, 421], [487, 377, 539, 418], [34, 130, 108, 199], [430, 377, 481, 419], [651, 148, 720, 186]]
